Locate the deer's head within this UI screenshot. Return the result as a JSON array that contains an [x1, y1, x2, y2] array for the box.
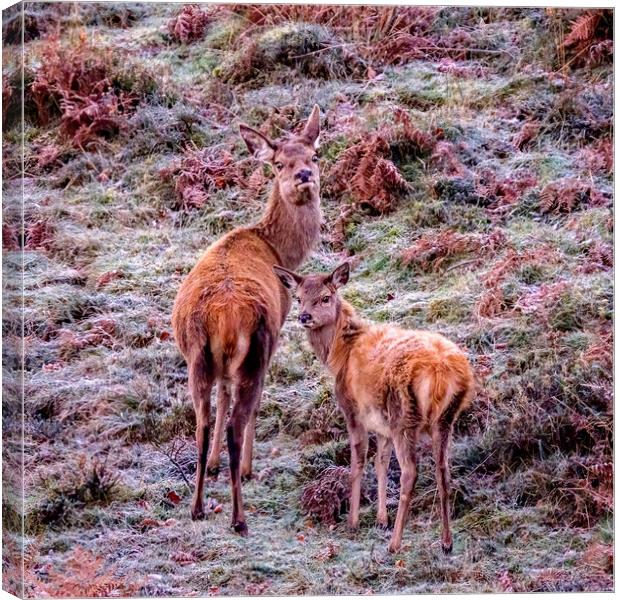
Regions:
[[239, 105, 321, 206], [272, 262, 350, 330]]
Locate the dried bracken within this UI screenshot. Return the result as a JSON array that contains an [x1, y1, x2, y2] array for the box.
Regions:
[[167, 4, 211, 44], [579, 325, 612, 370], [539, 178, 600, 214], [31, 37, 136, 149], [26, 546, 142, 597], [300, 466, 350, 524], [3, 223, 20, 250], [476, 169, 538, 211], [327, 131, 411, 214], [475, 249, 559, 319], [512, 120, 540, 150], [25, 219, 55, 251], [563, 9, 613, 68], [402, 229, 506, 272], [160, 147, 244, 211], [578, 138, 613, 176]]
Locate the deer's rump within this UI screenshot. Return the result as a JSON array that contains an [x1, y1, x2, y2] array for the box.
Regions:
[[172, 228, 290, 379], [346, 326, 474, 432]]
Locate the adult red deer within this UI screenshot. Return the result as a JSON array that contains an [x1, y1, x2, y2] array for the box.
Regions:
[[273, 262, 475, 553], [172, 105, 322, 535]]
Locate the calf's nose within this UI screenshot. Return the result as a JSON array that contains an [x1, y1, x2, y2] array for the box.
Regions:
[[299, 312, 312, 324]]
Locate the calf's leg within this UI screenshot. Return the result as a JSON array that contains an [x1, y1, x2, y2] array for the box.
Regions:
[[389, 430, 418, 553], [374, 434, 393, 529]]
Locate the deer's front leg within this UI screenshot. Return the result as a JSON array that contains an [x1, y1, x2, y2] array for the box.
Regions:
[[346, 419, 368, 531]]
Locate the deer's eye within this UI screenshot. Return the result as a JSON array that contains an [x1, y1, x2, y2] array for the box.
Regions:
[[274, 162, 284, 170], [312, 155, 319, 162], [322, 295, 330, 304], [295, 297, 301, 304]]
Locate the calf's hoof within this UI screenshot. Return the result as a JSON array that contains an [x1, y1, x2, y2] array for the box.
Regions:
[[206, 465, 220, 480], [240, 472, 253, 483], [375, 517, 390, 531], [232, 521, 248, 537], [442, 541, 453, 555], [388, 542, 401, 554]]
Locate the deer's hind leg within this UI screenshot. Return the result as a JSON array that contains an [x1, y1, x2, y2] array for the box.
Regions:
[[432, 388, 468, 554], [189, 349, 214, 521], [206, 380, 231, 479], [227, 320, 273, 536], [240, 402, 260, 481]]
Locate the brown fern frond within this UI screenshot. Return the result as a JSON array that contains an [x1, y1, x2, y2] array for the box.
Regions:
[[539, 178, 593, 214], [160, 147, 243, 211], [401, 229, 506, 272], [300, 466, 350, 524], [513, 121, 541, 150], [243, 166, 268, 202], [26, 546, 142, 598], [328, 132, 408, 214], [167, 4, 211, 44], [564, 11, 601, 47]]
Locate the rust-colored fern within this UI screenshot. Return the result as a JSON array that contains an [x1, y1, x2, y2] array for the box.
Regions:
[[300, 466, 350, 524], [26, 546, 142, 597], [167, 4, 211, 44]]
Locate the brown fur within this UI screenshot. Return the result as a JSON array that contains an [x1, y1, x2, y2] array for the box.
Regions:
[[273, 263, 475, 553], [172, 106, 322, 533]]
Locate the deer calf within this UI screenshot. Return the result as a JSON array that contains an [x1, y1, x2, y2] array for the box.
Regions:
[[172, 106, 322, 535], [273, 262, 474, 553]]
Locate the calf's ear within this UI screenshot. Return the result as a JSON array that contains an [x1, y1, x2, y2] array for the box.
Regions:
[[273, 265, 302, 291], [329, 262, 350, 288]]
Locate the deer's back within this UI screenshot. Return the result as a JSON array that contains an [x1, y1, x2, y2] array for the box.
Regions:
[[172, 227, 290, 359]]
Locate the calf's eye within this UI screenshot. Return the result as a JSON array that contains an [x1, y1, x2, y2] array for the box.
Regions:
[[322, 296, 330, 304], [312, 155, 319, 162], [275, 162, 284, 170]]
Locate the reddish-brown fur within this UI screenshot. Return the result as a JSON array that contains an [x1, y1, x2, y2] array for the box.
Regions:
[[273, 262, 475, 553], [172, 106, 322, 534]]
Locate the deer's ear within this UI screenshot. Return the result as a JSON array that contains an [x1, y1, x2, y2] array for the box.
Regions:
[[239, 124, 276, 163], [273, 265, 302, 291], [301, 104, 321, 149], [328, 262, 350, 288]]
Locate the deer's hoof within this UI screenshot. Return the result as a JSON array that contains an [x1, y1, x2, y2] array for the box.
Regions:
[[442, 541, 453, 555], [241, 472, 253, 483], [206, 465, 220, 480], [388, 542, 401, 554], [191, 506, 206, 521], [375, 518, 390, 531], [232, 521, 248, 536]]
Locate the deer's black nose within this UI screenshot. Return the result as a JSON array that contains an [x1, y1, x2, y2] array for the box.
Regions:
[[299, 312, 312, 324], [296, 169, 312, 183]]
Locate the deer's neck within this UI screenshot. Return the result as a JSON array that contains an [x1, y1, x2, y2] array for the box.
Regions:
[[254, 181, 322, 270], [308, 301, 366, 376]]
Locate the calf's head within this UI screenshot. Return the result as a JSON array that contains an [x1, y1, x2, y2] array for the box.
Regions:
[[239, 104, 321, 206], [273, 262, 350, 329]]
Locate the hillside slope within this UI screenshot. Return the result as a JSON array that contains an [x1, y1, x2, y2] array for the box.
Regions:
[[2, 3, 613, 596]]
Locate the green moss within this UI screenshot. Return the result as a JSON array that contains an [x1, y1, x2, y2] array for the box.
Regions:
[[426, 296, 470, 323]]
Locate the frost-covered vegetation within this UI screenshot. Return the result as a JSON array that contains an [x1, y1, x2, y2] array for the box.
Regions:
[[2, 3, 613, 596]]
